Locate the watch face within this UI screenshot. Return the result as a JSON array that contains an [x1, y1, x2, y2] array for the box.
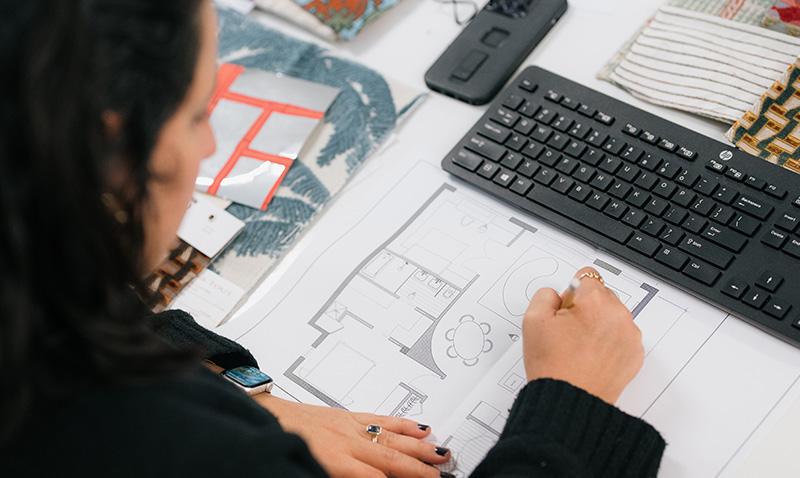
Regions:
[[223, 366, 272, 388]]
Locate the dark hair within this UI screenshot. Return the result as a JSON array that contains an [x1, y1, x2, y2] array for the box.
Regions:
[[0, 0, 204, 443]]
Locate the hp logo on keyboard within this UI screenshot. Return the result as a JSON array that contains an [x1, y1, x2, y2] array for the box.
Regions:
[[719, 150, 733, 161]]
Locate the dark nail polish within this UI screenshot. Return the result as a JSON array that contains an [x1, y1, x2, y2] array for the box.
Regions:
[[417, 424, 430, 431], [440, 473, 456, 478], [435, 446, 450, 456]]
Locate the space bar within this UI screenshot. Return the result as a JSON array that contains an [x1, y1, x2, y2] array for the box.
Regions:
[[525, 186, 634, 244]]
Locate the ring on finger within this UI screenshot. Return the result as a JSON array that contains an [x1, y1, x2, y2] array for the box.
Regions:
[[577, 271, 604, 285], [366, 424, 382, 443]]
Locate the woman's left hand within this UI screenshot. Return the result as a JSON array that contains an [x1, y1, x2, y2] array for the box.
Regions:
[[253, 393, 452, 478]]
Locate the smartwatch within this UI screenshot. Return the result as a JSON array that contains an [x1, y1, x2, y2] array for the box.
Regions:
[[221, 365, 274, 395]]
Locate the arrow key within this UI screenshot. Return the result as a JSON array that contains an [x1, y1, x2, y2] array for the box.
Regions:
[[721, 278, 749, 300], [756, 271, 783, 292], [764, 298, 791, 320]]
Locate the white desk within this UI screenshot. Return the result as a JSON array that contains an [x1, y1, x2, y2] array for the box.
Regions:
[[231, 1, 800, 476]]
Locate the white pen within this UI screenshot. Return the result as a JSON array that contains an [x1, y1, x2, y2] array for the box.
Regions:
[[561, 277, 581, 309]]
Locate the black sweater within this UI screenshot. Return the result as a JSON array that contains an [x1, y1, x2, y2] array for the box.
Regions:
[[1, 310, 665, 476]]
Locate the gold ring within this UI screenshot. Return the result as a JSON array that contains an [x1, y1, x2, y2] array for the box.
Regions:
[[577, 271, 604, 285], [366, 424, 381, 443]]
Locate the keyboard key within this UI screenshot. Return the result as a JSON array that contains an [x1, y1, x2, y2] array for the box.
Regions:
[[519, 78, 537, 92], [617, 164, 640, 183], [586, 130, 608, 147], [721, 278, 749, 300], [539, 149, 561, 167], [713, 186, 738, 205], [517, 160, 541, 178], [556, 157, 579, 175], [590, 173, 614, 191], [677, 146, 697, 161], [660, 227, 685, 246], [645, 198, 670, 217], [533, 168, 557, 186], [679, 235, 734, 269], [514, 117, 536, 136], [581, 147, 604, 166], [764, 299, 791, 320], [535, 107, 558, 125], [523, 142, 545, 159], [493, 170, 516, 188], [622, 123, 641, 137], [640, 130, 659, 144], [634, 172, 658, 190], [761, 229, 788, 249], [577, 103, 596, 117], [706, 159, 727, 174], [743, 290, 769, 309], [694, 178, 717, 196], [547, 133, 570, 151], [551, 176, 575, 194], [568, 122, 590, 139], [628, 233, 661, 257], [466, 136, 506, 161], [683, 214, 707, 234], [653, 180, 677, 199], [691, 197, 715, 216], [531, 124, 553, 143], [793, 195, 800, 208], [663, 207, 688, 225], [784, 237, 800, 258], [501, 152, 524, 170], [526, 187, 632, 243], [477, 121, 511, 143], [602, 137, 626, 156], [724, 167, 746, 182], [587, 193, 610, 211], [745, 175, 766, 190], [490, 106, 520, 127], [657, 161, 681, 179], [775, 212, 800, 232], [756, 271, 783, 292], [564, 140, 587, 158], [608, 181, 632, 200], [622, 209, 646, 228], [503, 93, 525, 110], [627, 189, 650, 208], [656, 246, 690, 270], [658, 138, 679, 153], [561, 97, 579, 110], [568, 184, 592, 203], [733, 194, 773, 220], [709, 206, 734, 225], [765, 184, 787, 199], [599, 156, 623, 174], [451, 149, 483, 172], [552, 115, 574, 132], [604, 200, 628, 219], [510, 178, 533, 196], [518, 100, 541, 118], [505, 134, 528, 152], [544, 89, 562, 103], [574, 165, 596, 183], [595, 111, 614, 125], [683, 260, 721, 286], [676, 170, 699, 188], [638, 154, 662, 172], [620, 145, 644, 163], [730, 214, 760, 236], [477, 162, 500, 180], [642, 218, 665, 237], [701, 224, 747, 252], [673, 189, 696, 208]]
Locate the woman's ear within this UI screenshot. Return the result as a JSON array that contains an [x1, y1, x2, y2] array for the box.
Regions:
[[102, 110, 124, 139]]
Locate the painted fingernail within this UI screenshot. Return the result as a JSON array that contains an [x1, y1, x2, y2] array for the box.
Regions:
[[435, 446, 450, 456], [440, 473, 456, 478], [417, 424, 430, 431]]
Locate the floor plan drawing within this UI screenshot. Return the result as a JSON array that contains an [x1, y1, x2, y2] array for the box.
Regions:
[[224, 161, 800, 477]]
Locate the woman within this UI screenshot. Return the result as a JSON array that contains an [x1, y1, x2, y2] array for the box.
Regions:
[[0, 0, 665, 476]]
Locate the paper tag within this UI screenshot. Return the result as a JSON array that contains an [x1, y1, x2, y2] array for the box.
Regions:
[[177, 196, 244, 259], [168, 269, 245, 329]]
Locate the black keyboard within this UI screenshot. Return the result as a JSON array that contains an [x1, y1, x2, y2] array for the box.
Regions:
[[442, 66, 800, 348]]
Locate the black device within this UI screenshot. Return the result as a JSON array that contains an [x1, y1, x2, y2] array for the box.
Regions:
[[425, 0, 567, 105], [442, 65, 800, 349]]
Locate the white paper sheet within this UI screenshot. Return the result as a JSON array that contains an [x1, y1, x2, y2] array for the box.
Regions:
[[220, 159, 800, 477]]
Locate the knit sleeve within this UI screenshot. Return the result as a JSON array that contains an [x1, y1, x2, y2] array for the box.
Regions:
[[150, 308, 259, 370], [470, 379, 665, 478]]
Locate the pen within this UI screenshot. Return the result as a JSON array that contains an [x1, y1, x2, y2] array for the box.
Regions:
[[561, 277, 581, 309]]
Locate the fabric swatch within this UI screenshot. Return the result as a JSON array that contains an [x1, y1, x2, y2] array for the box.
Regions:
[[604, 5, 800, 123], [763, 1, 800, 36], [209, 7, 425, 321], [725, 56, 800, 173]]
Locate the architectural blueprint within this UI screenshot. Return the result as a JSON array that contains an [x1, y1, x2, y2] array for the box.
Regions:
[[222, 160, 800, 477]]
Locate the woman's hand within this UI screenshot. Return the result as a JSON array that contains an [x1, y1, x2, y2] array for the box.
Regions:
[[253, 393, 452, 478], [522, 266, 645, 404]]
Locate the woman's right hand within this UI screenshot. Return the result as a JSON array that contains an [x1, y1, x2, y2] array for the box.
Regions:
[[522, 266, 645, 404]]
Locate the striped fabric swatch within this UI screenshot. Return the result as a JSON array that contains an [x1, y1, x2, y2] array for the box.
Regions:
[[607, 6, 800, 123]]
